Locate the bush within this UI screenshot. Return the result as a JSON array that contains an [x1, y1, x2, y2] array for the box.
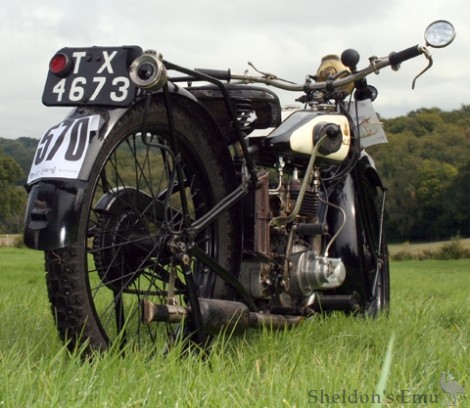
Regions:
[[391, 250, 414, 261], [14, 236, 25, 248], [0, 234, 23, 248], [391, 236, 470, 261], [433, 237, 470, 260]]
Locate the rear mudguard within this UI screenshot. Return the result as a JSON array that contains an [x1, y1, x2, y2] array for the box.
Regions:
[[23, 87, 226, 250], [326, 151, 384, 301]]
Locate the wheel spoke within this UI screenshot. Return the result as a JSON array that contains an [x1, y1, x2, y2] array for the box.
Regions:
[[44, 100, 238, 353], [113, 290, 127, 347]]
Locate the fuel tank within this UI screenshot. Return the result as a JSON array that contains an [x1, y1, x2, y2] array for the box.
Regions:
[[264, 109, 351, 162]]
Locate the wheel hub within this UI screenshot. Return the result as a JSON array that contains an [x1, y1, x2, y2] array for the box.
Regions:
[[92, 188, 175, 291]]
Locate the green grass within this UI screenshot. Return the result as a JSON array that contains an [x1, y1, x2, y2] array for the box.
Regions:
[[1, 248, 469, 407]]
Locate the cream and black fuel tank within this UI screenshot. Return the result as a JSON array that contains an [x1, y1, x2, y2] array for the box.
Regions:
[[264, 110, 351, 162]]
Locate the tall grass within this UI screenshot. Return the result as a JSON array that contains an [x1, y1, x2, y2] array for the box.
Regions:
[[1, 248, 469, 407]]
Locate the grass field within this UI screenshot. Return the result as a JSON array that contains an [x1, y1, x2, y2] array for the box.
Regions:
[[0, 247, 469, 407]]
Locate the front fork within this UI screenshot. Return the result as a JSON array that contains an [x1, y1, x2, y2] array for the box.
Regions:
[[353, 166, 387, 302], [371, 188, 387, 299]]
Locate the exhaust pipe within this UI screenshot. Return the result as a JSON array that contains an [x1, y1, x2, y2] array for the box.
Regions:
[[142, 298, 303, 334], [314, 293, 361, 312]]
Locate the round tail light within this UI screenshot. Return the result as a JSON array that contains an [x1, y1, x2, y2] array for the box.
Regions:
[[49, 53, 72, 77]]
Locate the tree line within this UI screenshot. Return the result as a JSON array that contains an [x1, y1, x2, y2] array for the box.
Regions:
[[1, 105, 470, 241], [370, 105, 470, 242]]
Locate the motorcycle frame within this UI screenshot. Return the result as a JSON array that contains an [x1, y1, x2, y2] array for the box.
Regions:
[[23, 61, 386, 317]]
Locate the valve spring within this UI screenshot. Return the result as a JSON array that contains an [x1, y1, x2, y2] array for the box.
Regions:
[[235, 99, 254, 133]]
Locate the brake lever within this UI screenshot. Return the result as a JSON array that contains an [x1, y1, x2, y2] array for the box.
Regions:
[[412, 45, 433, 89]]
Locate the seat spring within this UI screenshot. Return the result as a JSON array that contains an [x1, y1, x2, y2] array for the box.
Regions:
[[235, 99, 254, 133]]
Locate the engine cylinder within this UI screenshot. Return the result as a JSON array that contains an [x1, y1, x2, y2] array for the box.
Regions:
[[289, 180, 319, 219]]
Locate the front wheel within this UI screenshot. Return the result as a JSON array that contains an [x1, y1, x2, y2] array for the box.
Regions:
[[45, 97, 240, 353]]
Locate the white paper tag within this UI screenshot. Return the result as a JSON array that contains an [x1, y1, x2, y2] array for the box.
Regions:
[[28, 115, 101, 183], [348, 100, 388, 148]]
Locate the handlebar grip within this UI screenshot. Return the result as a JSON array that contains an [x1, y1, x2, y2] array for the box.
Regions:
[[388, 45, 421, 66], [194, 68, 232, 81]]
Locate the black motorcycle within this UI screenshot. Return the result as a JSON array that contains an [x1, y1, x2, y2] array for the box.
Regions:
[[24, 20, 455, 352]]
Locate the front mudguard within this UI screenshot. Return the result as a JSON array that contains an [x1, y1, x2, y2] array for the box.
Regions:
[[23, 88, 226, 250], [327, 151, 384, 299]]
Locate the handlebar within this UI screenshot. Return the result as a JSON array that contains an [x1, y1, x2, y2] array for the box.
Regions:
[[179, 43, 428, 94], [232, 49, 423, 92], [388, 44, 422, 66], [194, 68, 232, 81], [161, 21, 454, 95], [194, 45, 426, 93]]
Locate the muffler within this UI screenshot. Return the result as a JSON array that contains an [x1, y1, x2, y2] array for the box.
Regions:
[[142, 298, 303, 334]]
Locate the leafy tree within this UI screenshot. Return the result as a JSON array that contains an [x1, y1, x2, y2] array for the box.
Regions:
[[444, 161, 470, 237], [407, 108, 444, 136], [370, 132, 420, 241], [372, 105, 470, 241], [0, 137, 37, 185], [0, 151, 26, 233], [413, 159, 458, 239]]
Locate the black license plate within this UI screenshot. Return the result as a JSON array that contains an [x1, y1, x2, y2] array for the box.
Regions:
[[42, 46, 143, 107]]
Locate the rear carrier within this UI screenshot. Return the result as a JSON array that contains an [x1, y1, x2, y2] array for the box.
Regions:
[[187, 84, 282, 143]]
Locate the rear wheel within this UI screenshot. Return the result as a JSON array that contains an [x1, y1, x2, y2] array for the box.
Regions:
[[45, 97, 239, 353]]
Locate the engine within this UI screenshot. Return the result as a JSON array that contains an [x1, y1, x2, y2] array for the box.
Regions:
[[240, 163, 346, 307]]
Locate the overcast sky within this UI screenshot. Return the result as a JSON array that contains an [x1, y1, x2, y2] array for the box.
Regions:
[[0, 0, 468, 139]]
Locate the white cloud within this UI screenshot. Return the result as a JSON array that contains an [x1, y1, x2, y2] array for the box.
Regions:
[[0, 0, 468, 138]]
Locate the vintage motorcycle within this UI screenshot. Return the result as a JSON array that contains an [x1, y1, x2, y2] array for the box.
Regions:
[[24, 20, 455, 352]]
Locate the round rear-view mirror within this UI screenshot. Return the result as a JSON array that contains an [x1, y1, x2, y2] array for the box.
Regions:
[[425, 20, 456, 48]]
